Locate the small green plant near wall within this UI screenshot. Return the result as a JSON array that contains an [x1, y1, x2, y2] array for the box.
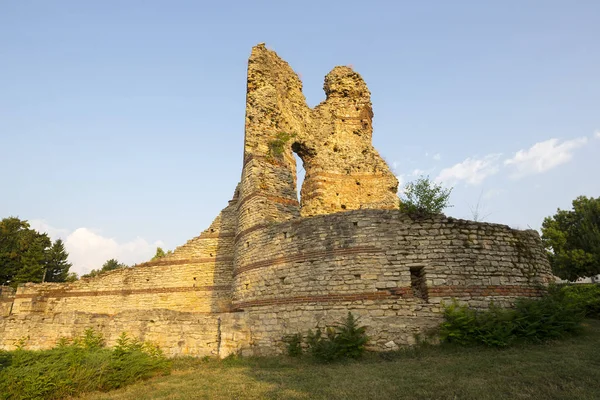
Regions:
[[283, 312, 369, 362], [267, 132, 296, 160], [0, 329, 170, 400], [440, 291, 585, 348], [282, 333, 303, 357], [556, 283, 600, 319]]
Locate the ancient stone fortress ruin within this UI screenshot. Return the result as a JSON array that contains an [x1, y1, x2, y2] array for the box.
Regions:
[[0, 44, 553, 356]]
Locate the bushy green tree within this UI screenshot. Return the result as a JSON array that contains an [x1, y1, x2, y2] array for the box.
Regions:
[[0, 217, 72, 287], [541, 196, 600, 281], [400, 176, 453, 217], [0, 217, 34, 285], [44, 239, 72, 282], [13, 235, 50, 285]]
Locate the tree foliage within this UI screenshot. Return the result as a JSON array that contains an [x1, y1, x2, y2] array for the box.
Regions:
[[151, 247, 172, 261], [399, 176, 453, 217], [541, 196, 600, 281], [0, 217, 72, 287], [82, 258, 127, 279], [44, 239, 72, 282]]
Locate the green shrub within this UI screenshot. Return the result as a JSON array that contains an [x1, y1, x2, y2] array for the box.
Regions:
[[512, 295, 584, 341], [557, 284, 600, 318], [305, 312, 369, 362], [0, 329, 170, 400], [440, 292, 585, 348], [306, 327, 341, 362], [282, 333, 303, 357], [333, 312, 370, 359]]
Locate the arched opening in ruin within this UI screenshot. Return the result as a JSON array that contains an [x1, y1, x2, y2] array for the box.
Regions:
[[293, 152, 305, 203], [291, 142, 313, 205]]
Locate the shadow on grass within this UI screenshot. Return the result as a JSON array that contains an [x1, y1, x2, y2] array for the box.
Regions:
[[81, 320, 600, 400], [237, 319, 600, 400]]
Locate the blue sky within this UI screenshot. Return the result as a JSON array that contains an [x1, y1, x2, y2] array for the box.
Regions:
[[1, 1, 598, 275]]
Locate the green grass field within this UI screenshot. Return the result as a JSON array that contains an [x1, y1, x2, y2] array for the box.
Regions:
[[81, 319, 600, 400]]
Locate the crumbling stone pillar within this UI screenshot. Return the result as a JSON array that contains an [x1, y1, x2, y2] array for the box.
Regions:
[[237, 44, 399, 234], [297, 66, 399, 216]]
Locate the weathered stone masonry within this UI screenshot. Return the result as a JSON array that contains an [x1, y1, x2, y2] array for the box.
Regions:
[[0, 44, 553, 356]]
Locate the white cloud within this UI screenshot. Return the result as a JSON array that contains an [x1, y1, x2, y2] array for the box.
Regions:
[[432, 153, 441, 161], [504, 137, 588, 178], [595, 131, 600, 139], [483, 188, 504, 200], [31, 222, 163, 276], [411, 168, 426, 177], [435, 154, 502, 186], [29, 219, 69, 240]]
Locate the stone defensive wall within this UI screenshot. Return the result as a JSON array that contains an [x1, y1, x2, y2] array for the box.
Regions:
[[0, 210, 551, 356], [0, 44, 553, 356], [230, 210, 552, 351]]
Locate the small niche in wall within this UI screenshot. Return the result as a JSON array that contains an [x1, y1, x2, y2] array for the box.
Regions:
[[410, 267, 428, 302], [245, 241, 250, 248], [354, 274, 361, 279], [210, 253, 214, 257], [280, 277, 286, 284], [283, 232, 287, 239], [353, 221, 358, 226], [193, 277, 197, 281], [245, 283, 249, 289]]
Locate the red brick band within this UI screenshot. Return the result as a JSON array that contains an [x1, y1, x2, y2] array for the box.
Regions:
[[134, 256, 233, 268], [428, 285, 544, 297], [234, 246, 385, 276], [237, 192, 299, 211], [243, 154, 292, 168], [192, 233, 235, 240], [14, 285, 232, 300], [307, 172, 386, 180], [232, 285, 544, 310], [234, 223, 270, 244], [233, 290, 407, 310]]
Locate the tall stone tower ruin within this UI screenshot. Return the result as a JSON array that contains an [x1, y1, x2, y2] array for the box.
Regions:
[[0, 45, 553, 357]]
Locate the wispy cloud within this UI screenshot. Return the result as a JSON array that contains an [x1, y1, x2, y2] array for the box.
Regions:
[[483, 188, 504, 200], [504, 137, 588, 178], [30, 221, 163, 276], [435, 154, 502, 186], [29, 219, 69, 240], [432, 153, 441, 161], [595, 131, 600, 139]]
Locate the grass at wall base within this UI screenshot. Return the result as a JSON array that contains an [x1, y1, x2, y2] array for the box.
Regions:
[[0, 329, 170, 400]]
